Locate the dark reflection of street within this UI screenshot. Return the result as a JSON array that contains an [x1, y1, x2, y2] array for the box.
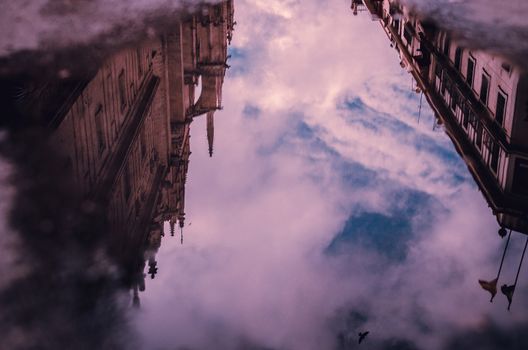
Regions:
[[0, 0, 528, 350], [0, 1, 234, 348]]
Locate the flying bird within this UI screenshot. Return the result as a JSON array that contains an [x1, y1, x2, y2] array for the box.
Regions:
[[358, 331, 369, 344]]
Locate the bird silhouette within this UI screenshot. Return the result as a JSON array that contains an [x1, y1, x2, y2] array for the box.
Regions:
[[358, 331, 369, 344]]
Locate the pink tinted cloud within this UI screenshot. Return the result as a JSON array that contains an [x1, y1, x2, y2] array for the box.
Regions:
[[133, 1, 528, 349]]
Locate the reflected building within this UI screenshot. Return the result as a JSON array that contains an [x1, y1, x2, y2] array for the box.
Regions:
[[17, 1, 235, 305], [360, 0, 528, 235]]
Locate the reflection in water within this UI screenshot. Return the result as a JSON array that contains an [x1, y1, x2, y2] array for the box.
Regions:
[[359, 0, 528, 311], [0, 1, 234, 348], [0, 0, 528, 349]]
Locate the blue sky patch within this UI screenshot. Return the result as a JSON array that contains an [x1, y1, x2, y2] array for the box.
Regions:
[[242, 104, 261, 119], [327, 211, 413, 262], [326, 188, 445, 261]]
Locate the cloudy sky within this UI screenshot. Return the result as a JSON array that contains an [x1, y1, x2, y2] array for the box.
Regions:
[[129, 1, 528, 350]]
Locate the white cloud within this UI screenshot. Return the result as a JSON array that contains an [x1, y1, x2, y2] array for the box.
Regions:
[[132, 1, 528, 350]]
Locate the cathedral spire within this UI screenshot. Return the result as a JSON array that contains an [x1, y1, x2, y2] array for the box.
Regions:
[[207, 111, 214, 157], [169, 219, 176, 237], [179, 214, 185, 244]]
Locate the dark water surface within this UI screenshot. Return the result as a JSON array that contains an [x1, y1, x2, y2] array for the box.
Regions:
[[1, 1, 528, 349]]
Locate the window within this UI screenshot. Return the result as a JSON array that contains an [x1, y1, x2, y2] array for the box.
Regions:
[[443, 35, 450, 57], [441, 72, 447, 95], [123, 166, 131, 200], [454, 47, 462, 70], [95, 104, 106, 153], [466, 57, 475, 88], [475, 123, 483, 150], [496, 90, 507, 127], [479, 73, 490, 105], [462, 106, 470, 130], [111, 119, 117, 141], [450, 90, 458, 111], [501, 62, 512, 73], [435, 62, 442, 78], [490, 142, 500, 173], [512, 158, 528, 196], [469, 110, 478, 129], [214, 6, 222, 24], [403, 23, 413, 44], [140, 129, 147, 159], [393, 19, 400, 32], [136, 48, 143, 76], [118, 69, 126, 111]]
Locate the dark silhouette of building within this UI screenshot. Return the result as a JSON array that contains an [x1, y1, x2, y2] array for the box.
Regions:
[[11, 0, 235, 306]]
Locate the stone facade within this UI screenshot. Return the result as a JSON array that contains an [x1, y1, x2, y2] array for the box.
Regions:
[[46, 1, 234, 301]]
